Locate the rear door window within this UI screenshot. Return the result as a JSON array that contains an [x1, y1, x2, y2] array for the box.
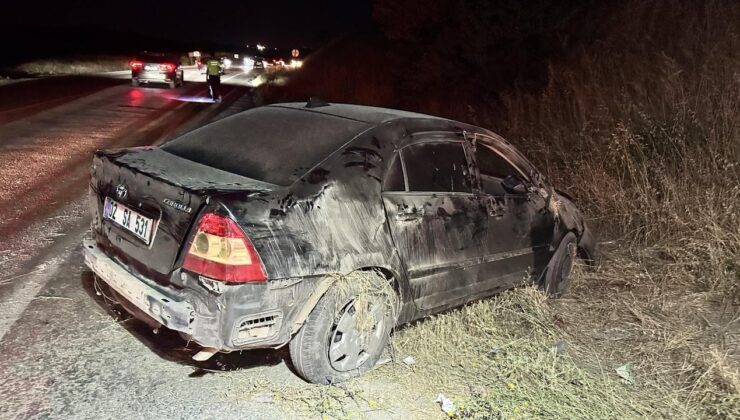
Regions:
[[402, 142, 472, 193]]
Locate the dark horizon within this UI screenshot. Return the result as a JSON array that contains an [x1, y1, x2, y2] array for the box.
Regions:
[[3, 0, 374, 63]]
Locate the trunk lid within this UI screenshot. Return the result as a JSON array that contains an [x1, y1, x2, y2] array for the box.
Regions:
[[90, 147, 274, 281]]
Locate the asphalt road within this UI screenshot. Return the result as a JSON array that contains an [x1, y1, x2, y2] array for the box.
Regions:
[[0, 66, 309, 419]]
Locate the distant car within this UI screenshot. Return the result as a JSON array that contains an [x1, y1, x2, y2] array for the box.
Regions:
[[83, 102, 595, 384], [253, 57, 265, 69], [220, 57, 232, 72], [130, 53, 183, 88]]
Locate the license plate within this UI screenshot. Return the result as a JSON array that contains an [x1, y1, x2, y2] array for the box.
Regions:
[[103, 197, 156, 245], [145, 64, 159, 71]]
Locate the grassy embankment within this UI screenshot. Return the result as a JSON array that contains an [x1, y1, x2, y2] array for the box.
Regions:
[[8, 56, 130, 76]]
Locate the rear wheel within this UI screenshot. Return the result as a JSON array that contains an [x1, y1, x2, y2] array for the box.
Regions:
[[542, 232, 578, 298], [289, 272, 398, 384], [167, 81, 176, 89]]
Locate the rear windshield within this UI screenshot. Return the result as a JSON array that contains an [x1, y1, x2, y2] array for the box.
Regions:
[[162, 106, 370, 185], [137, 53, 178, 63]]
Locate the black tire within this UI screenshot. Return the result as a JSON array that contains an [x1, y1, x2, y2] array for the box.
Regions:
[[167, 81, 176, 89], [542, 232, 578, 298], [131, 79, 140, 87], [289, 272, 398, 384]]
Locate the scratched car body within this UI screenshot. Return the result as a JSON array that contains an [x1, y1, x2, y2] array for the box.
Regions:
[[83, 102, 595, 384]]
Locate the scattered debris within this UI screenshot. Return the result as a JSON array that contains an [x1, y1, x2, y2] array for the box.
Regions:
[[434, 394, 457, 417], [250, 392, 274, 404], [552, 340, 568, 355], [402, 356, 416, 366], [615, 363, 635, 384], [34, 295, 72, 301], [375, 356, 392, 367], [486, 347, 501, 359]]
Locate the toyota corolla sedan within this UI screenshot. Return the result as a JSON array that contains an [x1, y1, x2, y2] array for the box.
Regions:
[[83, 101, 595, 384]]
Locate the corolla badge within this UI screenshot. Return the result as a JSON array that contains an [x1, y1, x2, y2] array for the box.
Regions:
[[115, 184, 128, 199], [163, 198, 192, 213]]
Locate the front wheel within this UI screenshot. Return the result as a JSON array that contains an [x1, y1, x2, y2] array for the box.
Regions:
[[541, 232, 578, 298], [289, 272, 398, 384]]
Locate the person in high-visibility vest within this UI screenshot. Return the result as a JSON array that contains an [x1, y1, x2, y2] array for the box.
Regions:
[[205, 55, 222, 102]]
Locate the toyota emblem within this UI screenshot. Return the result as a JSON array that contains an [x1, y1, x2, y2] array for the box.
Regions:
[[115, 184, 128, 199]]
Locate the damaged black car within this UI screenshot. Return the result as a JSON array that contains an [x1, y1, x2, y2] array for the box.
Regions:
[[83, 102, 595, 384]]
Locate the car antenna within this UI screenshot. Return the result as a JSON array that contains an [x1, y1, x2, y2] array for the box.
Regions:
[[305, 97, 330, 108]]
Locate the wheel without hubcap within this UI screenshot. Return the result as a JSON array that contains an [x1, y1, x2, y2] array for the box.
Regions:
[[542, 232, 578, 297]]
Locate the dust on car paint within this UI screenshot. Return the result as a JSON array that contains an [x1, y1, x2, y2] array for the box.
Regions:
[[84, 102, 596, 384]]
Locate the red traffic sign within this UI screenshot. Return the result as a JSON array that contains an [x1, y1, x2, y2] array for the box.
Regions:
[[291, 49, 300, 58]]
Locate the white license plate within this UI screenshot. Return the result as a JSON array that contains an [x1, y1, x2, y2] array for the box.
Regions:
[[103, 197, 156, 245], [145, 64, 159, 71]]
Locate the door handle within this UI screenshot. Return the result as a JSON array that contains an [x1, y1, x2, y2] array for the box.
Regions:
[[396, 205, 425, 221], [486, 197, 505, 219]]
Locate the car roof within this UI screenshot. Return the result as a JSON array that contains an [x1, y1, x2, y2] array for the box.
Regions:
[[267, 102, 445, 125], [136, 52, 178, 62]]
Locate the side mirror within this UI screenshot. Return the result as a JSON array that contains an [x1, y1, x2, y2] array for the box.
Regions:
[[502, 174, 528, 194]]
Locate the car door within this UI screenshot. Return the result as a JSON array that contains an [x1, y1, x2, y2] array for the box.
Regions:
[[381, 140, 489, 311], [472, 141, 555, 290]]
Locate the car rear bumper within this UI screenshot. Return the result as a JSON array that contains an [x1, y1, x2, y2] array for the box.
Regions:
[[132, 71, 177, 82], [82, 238, 316, 352], [83, 238, 196, 334]]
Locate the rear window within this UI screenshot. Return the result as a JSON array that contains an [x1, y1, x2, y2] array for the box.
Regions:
[[162, 107, 370, 185], [137, 53, 177, 63]]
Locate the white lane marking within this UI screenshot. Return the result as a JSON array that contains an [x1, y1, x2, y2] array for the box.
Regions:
[[92, 70, 131, 79], [222, 69, 251, 83], [0, 253, 70, 342]]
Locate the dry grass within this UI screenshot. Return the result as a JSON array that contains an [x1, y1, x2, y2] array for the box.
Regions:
[[13, 56, 129, 76], [330, 270, 399, 332], [243, 264, 737, 418], [251, 1, 740, 417]]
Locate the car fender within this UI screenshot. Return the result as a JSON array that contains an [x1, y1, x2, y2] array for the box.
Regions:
[[551, 191, 597, 265], [288, 264, 406, 335], [290, 276, 336, 334]]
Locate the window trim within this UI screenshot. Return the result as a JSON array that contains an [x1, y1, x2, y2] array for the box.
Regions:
[[398, 149, 410, 192], [382, 190, 477, 197], [382, 151, 408, 192]]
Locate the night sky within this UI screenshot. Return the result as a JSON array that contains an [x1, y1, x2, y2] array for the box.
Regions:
[[4, 0, 374, 61]]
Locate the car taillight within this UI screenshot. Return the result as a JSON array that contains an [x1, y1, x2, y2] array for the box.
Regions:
[[182, 213, 267, 283], [160, 63, 175, 72], [130, 60, 143, 70]]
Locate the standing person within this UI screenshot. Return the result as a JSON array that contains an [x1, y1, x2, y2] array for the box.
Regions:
[[205, 55, 222, 102]]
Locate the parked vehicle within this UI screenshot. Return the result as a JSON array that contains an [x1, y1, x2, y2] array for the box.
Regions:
[[130, 53, 183, 88], [83, 102, 595, 384]]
